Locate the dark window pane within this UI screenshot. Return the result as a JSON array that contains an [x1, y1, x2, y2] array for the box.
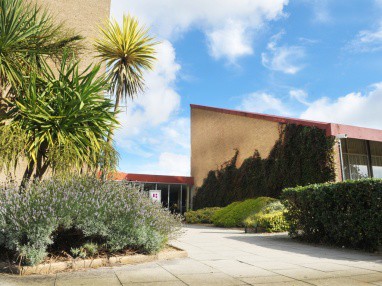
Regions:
[[370, 141, 382, 156], [346, 139, 367, 155]]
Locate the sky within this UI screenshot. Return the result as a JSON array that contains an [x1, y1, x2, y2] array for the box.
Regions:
[[110, 0, 382, 176]]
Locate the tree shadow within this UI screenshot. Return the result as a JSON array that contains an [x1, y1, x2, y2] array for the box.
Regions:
[[226, 233, 382, 263]]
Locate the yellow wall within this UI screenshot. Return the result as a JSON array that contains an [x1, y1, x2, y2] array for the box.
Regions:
[[37, 0, 111, 69], [191, 107, 282, 187], [191, 106, 343, 188]]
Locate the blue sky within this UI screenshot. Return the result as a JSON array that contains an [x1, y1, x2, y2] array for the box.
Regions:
[[110, 0, 382, 176]]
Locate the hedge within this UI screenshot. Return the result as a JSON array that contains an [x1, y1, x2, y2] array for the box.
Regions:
[[193, 124, 335, 209], [184, 207, 221, 224], [211, 197, 275, 227], [282, 179, 382, 251]]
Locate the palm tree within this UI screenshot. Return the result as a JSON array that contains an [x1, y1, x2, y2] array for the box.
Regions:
[[0, 55, 119, 183], [0, 0, 81, 99], [94, 15, 157, 126]]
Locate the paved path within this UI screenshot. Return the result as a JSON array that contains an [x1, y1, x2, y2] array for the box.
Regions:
[[1, 225, 382, 285]]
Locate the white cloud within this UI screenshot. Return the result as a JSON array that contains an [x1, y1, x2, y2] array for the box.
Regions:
[[111, 0, 288, 62], [312, 0, 331, 23], [348, 23, 382, 53], [140, 152, 190, 176], [113, 40, 190, 175], [114, 41, 180, 140], [261, 31, 306, 74], [207, 20, 253, 62], [289, 89, 310, 106], [300, 83, 382, 129], [238, 92, 290, 115]]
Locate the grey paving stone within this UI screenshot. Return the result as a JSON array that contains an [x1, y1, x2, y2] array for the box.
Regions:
[[272, 268, 335, 280], [55, 276, 121, 286], [0, 275, 55, 286], [202, 259, 275, 277], [240, 274, 295, 284], [122, 281, 187, 286], [309, 277, 375, 286], [114, 264, 178, 283], [158, 258, 218, 275], [352, 273, 382, 283], [177, 272, 245, 286]]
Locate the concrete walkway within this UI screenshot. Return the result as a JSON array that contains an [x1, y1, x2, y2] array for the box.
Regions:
[[1, 225, 382, 285]]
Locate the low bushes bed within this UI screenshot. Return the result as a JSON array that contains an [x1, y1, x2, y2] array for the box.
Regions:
[[282, 179, 382, 251], [212, 197, 276, 228], [184, 207, 221, 224], [244, 201, 289, 232], [0, 177, 182, 266]]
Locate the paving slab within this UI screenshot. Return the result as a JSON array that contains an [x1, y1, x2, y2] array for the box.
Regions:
[[114, 263, 178, 283], [0, 275, 55, 286], [177, 272, 244, 286]]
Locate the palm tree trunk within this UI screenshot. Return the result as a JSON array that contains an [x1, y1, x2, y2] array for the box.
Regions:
[[101, 94, 120, 180], [21, 160, 35, 189], [107, 95, 120, 143], [34, 143, 48, 180]]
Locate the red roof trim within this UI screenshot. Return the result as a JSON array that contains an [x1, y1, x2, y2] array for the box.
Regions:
[[191, 104, 382, 142], [109, 172, 194, 185]]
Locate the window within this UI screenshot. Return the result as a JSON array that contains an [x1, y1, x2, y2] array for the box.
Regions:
[[341, 138, 370, 180], [370, 141, 382, 179]]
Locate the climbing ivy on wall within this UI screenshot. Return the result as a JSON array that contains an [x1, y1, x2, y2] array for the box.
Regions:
[[193, 124, 336, 209]]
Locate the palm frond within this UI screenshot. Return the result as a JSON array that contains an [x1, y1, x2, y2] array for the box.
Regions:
[[94, 14, 157, 104], [0, 0, 82, 97], [1, 53, 119, 175]]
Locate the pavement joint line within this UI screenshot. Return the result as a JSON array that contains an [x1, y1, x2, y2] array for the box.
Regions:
[[235, 258, 321, 286], [327, 260, 382, 274], [193, 257, 252, 285], [113, 269, 124, 286], [155, 261, 190, 286]]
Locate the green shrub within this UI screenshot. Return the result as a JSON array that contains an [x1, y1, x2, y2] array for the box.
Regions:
[[212, 197, 276, 227], [184, 207, 221, 224], [0, 177, 182, 266], [282, 179, 382, 251], [244, 201, 289, 232]]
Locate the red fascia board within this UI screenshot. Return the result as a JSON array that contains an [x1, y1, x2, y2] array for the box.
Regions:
[[191, 104, 382, 142], [328, 123, 382, 142], [124, 173, 194, 185]]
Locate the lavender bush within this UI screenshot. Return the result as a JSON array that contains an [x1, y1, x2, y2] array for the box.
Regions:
[[0, 177, 182, 266]]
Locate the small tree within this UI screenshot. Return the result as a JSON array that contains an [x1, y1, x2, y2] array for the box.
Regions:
[[94, 15, 157, 138], [0, 55, 119, 183]]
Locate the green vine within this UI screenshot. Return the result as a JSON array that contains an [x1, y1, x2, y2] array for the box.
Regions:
[[193, 124, 336, 209]]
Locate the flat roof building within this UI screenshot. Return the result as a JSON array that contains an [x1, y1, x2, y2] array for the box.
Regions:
[[113, 104, 382, 211], [190, 104, 382, 188]]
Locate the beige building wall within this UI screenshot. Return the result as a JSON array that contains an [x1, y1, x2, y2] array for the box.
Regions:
[[37, 0, 111, 69], [0, 0, 111, 183], [191, 107, 282, 187]]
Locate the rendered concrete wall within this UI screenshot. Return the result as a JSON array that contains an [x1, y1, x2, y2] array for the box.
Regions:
[[191, 107, 282, 187], [37, 0, 111, 69], [191, 106, 343, 188]]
